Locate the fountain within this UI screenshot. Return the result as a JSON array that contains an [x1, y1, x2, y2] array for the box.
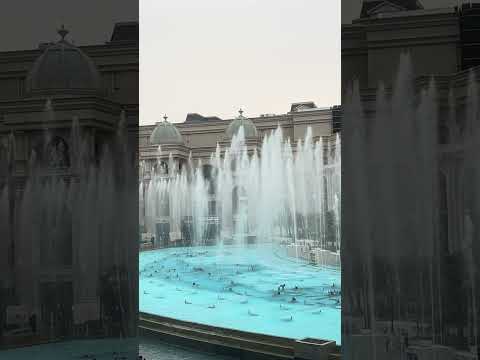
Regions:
[[139, 121, 341, 343], [0, 99, 138, 354], [141, 124, 341, 252], [341, 52, 480, 359]]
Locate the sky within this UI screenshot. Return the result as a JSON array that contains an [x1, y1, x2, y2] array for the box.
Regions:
[[140, 0, 341, 124], [0, 0, 463, 126]]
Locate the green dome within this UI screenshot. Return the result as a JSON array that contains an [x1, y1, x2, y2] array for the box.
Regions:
[[150, 120, 184, 145], [225, 110, 258, 139], [26, 26, 101, 96]]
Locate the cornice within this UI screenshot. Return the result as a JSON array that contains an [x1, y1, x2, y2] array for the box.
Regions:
[[342, 10, 459, 44], [0, 96, 122, 115], [0, 43, 138, 64], [346, 66, 480, 110], [3, 117, 116, 132]]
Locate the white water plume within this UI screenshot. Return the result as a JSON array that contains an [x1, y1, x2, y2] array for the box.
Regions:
[[140, 125, 341, 250]]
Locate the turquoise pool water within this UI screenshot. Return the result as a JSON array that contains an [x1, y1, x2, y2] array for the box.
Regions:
[[139, 245, 341, 344]]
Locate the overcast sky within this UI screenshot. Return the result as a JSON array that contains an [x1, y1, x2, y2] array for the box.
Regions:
[[0, 1, 463, 126], [140, 0, 341, 125]]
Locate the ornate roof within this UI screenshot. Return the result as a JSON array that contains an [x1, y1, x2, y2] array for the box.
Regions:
[[225, 109, 258, 139], [185, 113, 222, 123], [360, 0, 423, 18], [291, 101, 317, 112], [25, 25, 101, 96], [149, 115, 184, 145], [110, 22, 138, 43]]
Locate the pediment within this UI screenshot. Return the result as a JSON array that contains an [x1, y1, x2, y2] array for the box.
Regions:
[[368, 1, 405, 15], [296, 105, 313, 111]]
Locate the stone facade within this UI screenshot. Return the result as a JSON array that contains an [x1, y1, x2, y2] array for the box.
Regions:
[[342, 3, 480, 258], [341, 3, 480, 357], [342, 2, 480, 93], [342, 6, 461, 92], [0, 23, 138, 341], [139, 102, 338, 165], [139, 102, 340, 247]]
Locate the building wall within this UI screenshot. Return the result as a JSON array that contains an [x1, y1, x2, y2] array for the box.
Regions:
[[140, 107, 336, 164], [341, 4, 480, 352], [0, 43, 138, 107], [0, 24, 139, 339], [342, 3, 480, 260], [342, 8, 461, 91]]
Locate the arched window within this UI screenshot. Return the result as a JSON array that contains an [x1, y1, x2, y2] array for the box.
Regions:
[[208, 200, 217, 217], [232, 186, 247, 215], [156, 161, 168, 175], [158, 196, 170, 217], [202, 164, 216, 195], [202, 164, 213, 180]]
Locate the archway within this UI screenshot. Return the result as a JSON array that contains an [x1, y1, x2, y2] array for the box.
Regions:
[[232, 186, 247, 216]]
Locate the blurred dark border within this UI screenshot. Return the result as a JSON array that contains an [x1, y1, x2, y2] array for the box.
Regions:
[[0, 2, 138, 358], [342, 1, 480, 359]]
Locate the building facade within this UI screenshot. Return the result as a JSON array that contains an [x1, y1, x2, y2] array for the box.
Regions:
[[139, 103, 341, 248], [342, 1, 480, 358], [342, 0, 480, 261], [0, 23, 138, 343], [342, 1, 479, 91], [139, 102, 339, 164]]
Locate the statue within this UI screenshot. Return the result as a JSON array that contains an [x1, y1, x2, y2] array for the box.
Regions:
[[159, 161, 168, 176], [47, 137, 69, 168]]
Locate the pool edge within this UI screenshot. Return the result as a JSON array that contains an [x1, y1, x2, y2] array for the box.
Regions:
[[139, 311, 341, 360]]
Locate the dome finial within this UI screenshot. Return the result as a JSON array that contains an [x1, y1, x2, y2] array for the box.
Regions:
[[225, 108, 258, 138], [58, 24, 69, 41], [163, 114, 168, 122]]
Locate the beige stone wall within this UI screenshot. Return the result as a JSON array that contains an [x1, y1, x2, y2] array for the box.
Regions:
[[182, 130, 224, 149], [139, 107, 336, 163]]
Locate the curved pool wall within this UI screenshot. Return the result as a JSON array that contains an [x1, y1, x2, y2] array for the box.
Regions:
[[139, 245, 341, 344], [0, 338, 138, 360]]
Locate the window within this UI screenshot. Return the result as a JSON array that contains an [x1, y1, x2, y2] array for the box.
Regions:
[[112, 72, 120, 91], [208, 201, 216, 216]]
